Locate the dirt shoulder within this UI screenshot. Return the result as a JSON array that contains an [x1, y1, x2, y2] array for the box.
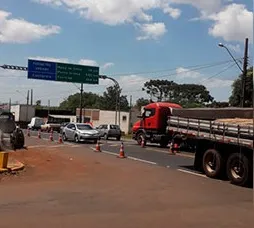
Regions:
[[0, 139, 253, 228]]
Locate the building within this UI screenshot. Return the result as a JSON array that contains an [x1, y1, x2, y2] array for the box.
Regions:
[[76, 108, 130, 134]]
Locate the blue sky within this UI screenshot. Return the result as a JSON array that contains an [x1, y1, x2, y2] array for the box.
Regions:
[[0, 0, 252, 106]]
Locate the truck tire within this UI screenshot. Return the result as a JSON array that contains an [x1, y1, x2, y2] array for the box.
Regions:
[[226, 153, 251, 187], [202, 149, 224, 179]]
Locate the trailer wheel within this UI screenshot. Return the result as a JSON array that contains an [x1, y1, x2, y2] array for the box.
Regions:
[[203, 149, 223, 178], [226, 153, 251, 187]]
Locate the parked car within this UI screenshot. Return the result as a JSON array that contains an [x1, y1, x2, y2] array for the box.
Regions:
[[27, 117, 44, 130], [96, 124, 121, 140], [60, 122, 69, 134], [62, 123, 99, 143]]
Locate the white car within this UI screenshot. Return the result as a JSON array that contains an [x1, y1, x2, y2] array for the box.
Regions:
[[62, 123, 100, 143]]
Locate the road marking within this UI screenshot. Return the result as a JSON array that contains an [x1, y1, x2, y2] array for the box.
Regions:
[[90, 147, 117, 156], [71, 145, 82, 148], [145, 148, 195, 158], [177, 169, 207, 178], [49, 145, 66, 148], [127, 156, 157, 165], [90, 147, 157, 165], [26, 145, 46, 148]]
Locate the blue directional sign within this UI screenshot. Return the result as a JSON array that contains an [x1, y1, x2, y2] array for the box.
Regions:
[[28, 59, 56, 81], [27, 59, 99, 84]]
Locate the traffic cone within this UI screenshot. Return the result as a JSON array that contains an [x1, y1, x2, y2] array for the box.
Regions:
[[27, 128, 30, 137], [95, 140, 101, 152], [58, 134, 63, 144], [49, 130, 53, 141], [38, 129, 41, 139], [117, 142, 126, 158], [169, 142, 175, 155], [141, 136, 145, 148]]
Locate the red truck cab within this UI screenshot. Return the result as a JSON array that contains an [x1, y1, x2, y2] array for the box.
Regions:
[[132, 102, 182, 147]]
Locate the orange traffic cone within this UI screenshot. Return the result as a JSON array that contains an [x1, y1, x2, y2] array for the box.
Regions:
[[117, 142, 126, 158], [58, 134, 63, 144], [95, 140, 101, 152], [169, 142, 175, 155], [38, 129, 41, 139], [141, 136, 145, 148], [27, 128, 30, 137], [49, 129, 53, 141]]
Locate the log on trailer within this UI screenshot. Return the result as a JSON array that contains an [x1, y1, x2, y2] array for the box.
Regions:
[[171, 108, 253, 120]]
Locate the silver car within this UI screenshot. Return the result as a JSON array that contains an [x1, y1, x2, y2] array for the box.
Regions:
[[62, 123, 99, 143], [96, 124, 121, 140]]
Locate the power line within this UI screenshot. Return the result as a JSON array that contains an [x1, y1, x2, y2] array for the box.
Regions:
[[123, 62, 238, 94]]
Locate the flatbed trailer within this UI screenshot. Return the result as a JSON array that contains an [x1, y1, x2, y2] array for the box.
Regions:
[[167, 116, 253, 187]]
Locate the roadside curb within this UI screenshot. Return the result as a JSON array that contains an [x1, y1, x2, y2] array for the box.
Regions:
[[0, 159, 25, 174]]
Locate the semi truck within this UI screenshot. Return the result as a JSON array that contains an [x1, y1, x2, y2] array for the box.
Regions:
[[132, 102, 253, 187]]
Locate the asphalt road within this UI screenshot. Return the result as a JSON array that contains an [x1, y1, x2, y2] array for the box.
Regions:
[[25, 130, 230, 183], [0, 136, 253, 228], [27, 130, 197, 172]]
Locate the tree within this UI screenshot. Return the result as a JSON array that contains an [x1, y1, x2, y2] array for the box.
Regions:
[[142, 80, 214, 107], [229, 67, 253, 107], [135, 98, 150, 109], [100, 85, 129, 111], [35, 100, 41, 107], [59, 86, 129, 112], [59, 92, 102, 112], [142, 80, 176, 101]]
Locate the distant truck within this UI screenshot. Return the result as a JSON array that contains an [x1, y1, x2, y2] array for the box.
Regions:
[[11, 104, 35, 128], [132, 102, 253, 187]]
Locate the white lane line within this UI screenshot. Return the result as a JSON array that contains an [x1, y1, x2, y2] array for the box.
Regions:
[[90, 147, 157, 165], [177, 169, 207, 178], [127, 156, 157, 165], [71, 145, 82, 148], [27, 145, 46, 148], [90, 147, 117, 156], [145, 148, 195, 158]]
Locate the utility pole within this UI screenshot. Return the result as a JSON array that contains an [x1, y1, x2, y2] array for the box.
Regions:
[[118, 86, 121, 127], [79, 83, 84, 123], [48, 100, 50, 117], [240, 38, 249, 107], [26, 90, 30, 122], [30, 89, 33, 105], [9, 98, 11, 112]]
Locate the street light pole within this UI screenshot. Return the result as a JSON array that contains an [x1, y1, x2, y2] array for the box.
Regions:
[[218, 38, 249, 107], [79, 83, 84, 123], [99, 75, 120, 127]]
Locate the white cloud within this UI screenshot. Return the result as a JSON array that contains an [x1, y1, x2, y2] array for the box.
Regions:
[[163, 6, 181, 19], [32, 0, 62, 6], [208, 4, 253, 43], [78, 59, 99, 66], [102, 62, 115, 70], [204, 78, 233, 89], [28, 56, 69, 63], [171, 0, 222, 13], [136, 22, 167, 40], [174, 67, 234, 89], [0, 10, 61, 44], [226, 44, 242, 53], [175, 67, 201, 79]]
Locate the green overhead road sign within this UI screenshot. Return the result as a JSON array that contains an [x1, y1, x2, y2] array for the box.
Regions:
[[28, 59, 100, 84]]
